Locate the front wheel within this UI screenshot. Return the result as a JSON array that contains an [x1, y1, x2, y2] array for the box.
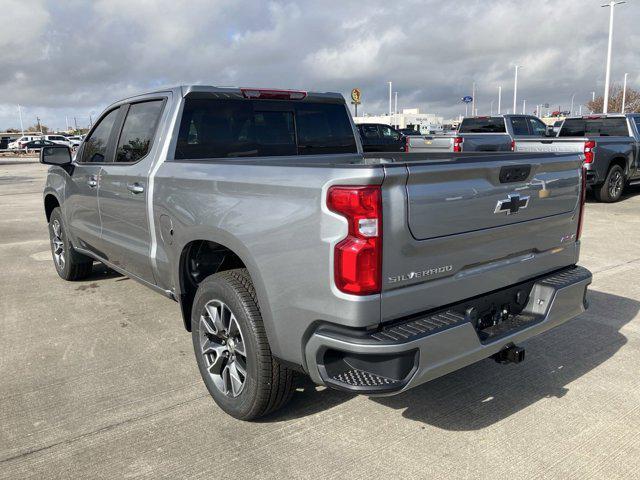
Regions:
[[191, 269, 295, 420], [48, 207, 93, 280], [594, 165, 625, 203]]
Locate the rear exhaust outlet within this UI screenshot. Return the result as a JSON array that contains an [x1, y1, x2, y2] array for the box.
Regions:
[[492, 344, 525, 364]]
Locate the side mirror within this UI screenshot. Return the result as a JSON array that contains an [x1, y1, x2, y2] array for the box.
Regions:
[[40, 145, 72, 166], [545, 126, 555, 137]]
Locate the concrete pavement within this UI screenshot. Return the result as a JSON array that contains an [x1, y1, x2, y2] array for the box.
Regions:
[[1, 160, 639, 479]]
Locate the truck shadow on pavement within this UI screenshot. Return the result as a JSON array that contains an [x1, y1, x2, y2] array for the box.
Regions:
[[268, 289, 637, 428]]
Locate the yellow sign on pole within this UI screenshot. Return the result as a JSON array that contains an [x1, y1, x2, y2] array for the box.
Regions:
[[351, 88, 361, 104]]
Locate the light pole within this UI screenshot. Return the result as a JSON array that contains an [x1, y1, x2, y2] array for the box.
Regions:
[[621, 72, 628, 113], [570, 93, 576, 115], [601, 1, 625, 114], [490, 100, 495, 115], [394, 91, 398, 127], [513, 65, 522, 114], [522, 99, 526, 114], [472, 82, 476, 117], [17, 105, 24, 134], [388, 81, 392, 122], [498, 86, 502, 114]]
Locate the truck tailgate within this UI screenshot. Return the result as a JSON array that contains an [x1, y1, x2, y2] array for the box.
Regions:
[[379, 152, 583, 322], [406, 135, 453, 152], [514, 138, 586, 153], [406, 157, 578, 239]]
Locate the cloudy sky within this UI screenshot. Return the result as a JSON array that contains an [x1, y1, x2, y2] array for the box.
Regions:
[[1, 0, 639, 130]]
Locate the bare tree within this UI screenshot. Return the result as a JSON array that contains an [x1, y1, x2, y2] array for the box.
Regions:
[[586, 84, 640, 114]]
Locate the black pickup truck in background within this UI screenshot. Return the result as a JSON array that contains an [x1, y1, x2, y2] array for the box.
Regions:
[[515, 114, 640, 202], [356, 123, 407, 152]]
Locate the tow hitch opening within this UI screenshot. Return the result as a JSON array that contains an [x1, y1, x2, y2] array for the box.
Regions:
[[492, 344, 525, 364]]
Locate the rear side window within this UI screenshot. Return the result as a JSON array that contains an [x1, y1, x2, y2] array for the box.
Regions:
[[81, 108, 119, 163], [510, 117, 530, 135], [175, 98, 356, 160], [559, 118, 630, 137], [115, 100, 164, 163], [458, 117, 506, 133]]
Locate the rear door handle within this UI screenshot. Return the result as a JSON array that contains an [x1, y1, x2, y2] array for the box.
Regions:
[[87, 177, 98, 188], [127, 183, 145, 194]]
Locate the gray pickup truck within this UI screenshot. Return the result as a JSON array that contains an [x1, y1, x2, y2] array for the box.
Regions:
[[406, 114, 551, 153], [515, 114, 640, 202], [41, 86, 592, 420]]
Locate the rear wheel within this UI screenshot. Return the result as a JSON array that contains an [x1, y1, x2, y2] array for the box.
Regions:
[[48, 207, 93, 280], [594, 164, 625, 203], [191, 269, 295, 420]]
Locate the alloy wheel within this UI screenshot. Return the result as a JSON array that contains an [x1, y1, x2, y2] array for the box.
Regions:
[[199, 299, 247, 397], [51, 219, 65, 270], [609, 170, 623, 199]]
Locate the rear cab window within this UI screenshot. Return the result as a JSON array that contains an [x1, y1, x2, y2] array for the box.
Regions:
[[458, 117, 506, 133], [175, 96, 357, 160], [559, 117, 630, 137]]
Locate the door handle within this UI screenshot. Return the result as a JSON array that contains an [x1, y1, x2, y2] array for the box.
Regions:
[[87, 178, 98, 188], [127, 183, 145, 194]]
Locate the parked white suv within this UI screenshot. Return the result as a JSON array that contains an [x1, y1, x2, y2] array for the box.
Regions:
[[8, 135, 42, 149], [44, 135, 73, 147]]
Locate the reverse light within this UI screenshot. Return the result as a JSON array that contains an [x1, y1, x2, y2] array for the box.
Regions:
[[453, 136, 463, 152], [583, 140, 596, 164], [240, 88, 307, 100], [327, 186, 382, 295]]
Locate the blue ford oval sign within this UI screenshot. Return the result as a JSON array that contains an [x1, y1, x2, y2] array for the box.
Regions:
[[462, 96, 473, 103]]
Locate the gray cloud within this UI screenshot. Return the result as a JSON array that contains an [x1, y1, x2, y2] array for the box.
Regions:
[[1, 0, 639, 130]]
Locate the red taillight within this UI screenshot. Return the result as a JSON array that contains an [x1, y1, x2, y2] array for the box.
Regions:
[[510, 140, 516, 152], [327, 186, 382, 295], [583, 140, 596, 164], [403, 136, 409, 152], [453, 136, 463, 152], [240, 88, 307, 100], [577, 166, 587, 240]]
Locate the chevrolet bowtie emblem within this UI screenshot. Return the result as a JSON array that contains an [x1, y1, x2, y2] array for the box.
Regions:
[[494, 193, 530, 215]]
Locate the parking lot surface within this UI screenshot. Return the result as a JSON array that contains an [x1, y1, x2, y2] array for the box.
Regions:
[[1, 158, 639, 479]]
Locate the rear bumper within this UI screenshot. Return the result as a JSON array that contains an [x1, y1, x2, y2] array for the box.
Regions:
[[304, 266, 592, 395]]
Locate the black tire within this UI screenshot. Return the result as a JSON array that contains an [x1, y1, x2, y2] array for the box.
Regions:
[[191, 268, 294, 420], [48, 207, 93, 281], [594, 165, 625, 203]]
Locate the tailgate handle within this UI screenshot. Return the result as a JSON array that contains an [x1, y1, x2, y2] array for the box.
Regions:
[[500, 165, 531, 183]]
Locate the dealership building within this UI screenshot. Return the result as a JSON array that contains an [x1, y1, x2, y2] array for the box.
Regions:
[[353, 108, 445, 134]]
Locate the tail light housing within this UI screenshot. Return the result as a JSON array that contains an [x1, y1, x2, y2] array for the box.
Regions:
[[583, 140, 596, 164], [577, 166, 587, 240], [510, 140, 516, 152], [402, 136, 409, 152], [453, 136, 463, 152], [327, 186, 382, 295]]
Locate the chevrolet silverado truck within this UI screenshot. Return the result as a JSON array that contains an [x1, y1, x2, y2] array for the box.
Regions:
[[41, 86, 592, 420], [515, 114, 640, 202], [406, 114, 551, 153]]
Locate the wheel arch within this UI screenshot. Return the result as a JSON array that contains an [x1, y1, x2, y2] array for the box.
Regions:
[[44, 193, 60, 222], [609, 156, 628, 175], [175, 236, 272, 340]]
